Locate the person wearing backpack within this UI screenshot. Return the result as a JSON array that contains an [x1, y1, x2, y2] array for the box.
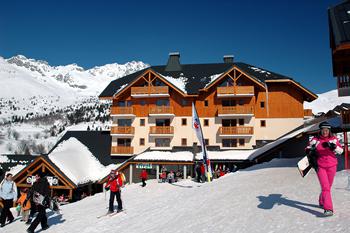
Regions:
[[26, 171, 50, 233]]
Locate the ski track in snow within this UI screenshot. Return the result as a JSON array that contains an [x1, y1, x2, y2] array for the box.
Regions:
[[4, 159, 350, 233]]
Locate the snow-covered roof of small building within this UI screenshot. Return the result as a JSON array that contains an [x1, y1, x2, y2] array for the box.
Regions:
[[134, 151, 193, 162], [48, 138, 119, 186], [196, 150, 256, 161]]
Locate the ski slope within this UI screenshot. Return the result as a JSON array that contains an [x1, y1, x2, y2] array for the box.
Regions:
[[4, 158, 350, 233]]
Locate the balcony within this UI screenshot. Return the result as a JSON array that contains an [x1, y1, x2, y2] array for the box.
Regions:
[[303, 109, 313, 118], [111, 146, 134, 155], [110, 106, 135, 117], [217, 86, 254, 97], [219, 126, 254, 136], [149, 126, 174, 136], [149, 106, 175, 116], [131, 86, 169, 98], [110, 126, 135, 136], [218, 106, 254, 116]]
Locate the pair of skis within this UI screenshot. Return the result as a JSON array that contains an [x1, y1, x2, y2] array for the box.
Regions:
[[96, 210, 125, 219]]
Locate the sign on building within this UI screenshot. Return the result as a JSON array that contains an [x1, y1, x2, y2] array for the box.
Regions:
[[136, 163, 152, 169], [26, 176, 59, 186]]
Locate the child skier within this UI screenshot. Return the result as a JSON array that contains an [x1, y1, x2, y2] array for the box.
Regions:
[[16, 188, 31, 222]]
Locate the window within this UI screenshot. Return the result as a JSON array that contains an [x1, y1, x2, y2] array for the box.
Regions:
[[118, 101, 126, 107], [117, 119, 132, 126], [204, 119, 209, 126], [204, 100, 209, 107], [117, 138, 131, 146], [140, 100, 146, 106], [181, 138, 187, 146], [260, 120, 266, 127], [154, 79, 165, 86], [140, 119, 145, 126], [238, 119, 244, 126], [238, 100, 244, 105], [239, 139, 245, 146], [204, 139, 209, 145], [219, 77, 234, 87], [222, 119, 236, 127], [222, 99, 236, 107], [260, 101, 265, 108], [156, 99, 169, 106], [222, 139, 237, 147], [181, 99, 188, 106], [182, 118, 187, 126], [140, 138, 145, 146], [156, 119, 170, 126], [155, 138, 171, 147]]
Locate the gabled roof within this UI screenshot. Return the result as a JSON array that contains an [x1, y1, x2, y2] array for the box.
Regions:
[[49, 130, 129, 166], [99, 62, 315, 98], [329, 1, 350, 48]]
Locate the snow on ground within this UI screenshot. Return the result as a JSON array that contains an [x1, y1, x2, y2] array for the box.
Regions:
[[304, 89, 350, 114], [4, 158, 350, 233]]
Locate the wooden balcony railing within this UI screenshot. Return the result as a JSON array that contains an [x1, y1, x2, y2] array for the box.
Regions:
[[218, 106, 254, 115], [110, 126, 135, 135], [149, 106, 174, 115], [110, 106, 134, 115], [219, 126, 254, 135], [149, 126, 174, 135], [217, 86, 254, 96], [131, 86, 169, 95], [111, 146, 134, 155], [303, 109, 313, 117]]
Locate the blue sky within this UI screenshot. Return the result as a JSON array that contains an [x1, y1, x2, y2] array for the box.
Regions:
[[0, 0, 340, 94]]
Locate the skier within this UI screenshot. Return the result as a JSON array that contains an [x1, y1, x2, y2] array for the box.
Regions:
[[105, 170, 123, 213], [140, 169, 148, 187], [16, 188, 31, 223], [26, 171, 50, 233], [195, 163, 202, 182], [0, 173, 17, 228], [305, 121, 343, 217]]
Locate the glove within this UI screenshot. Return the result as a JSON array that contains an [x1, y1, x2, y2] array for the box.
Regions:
[[105, 186, 110, 191], [328, 142, 336, 151]]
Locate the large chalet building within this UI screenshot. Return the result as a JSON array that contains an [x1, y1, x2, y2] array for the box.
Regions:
[[99, 53, 317, 157]]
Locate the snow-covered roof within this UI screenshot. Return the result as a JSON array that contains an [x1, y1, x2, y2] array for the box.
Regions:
[[157, 73, 188, 94], [48, 138, 119, 186], [196, 149, 256, 161], [203, 73, 224, 88], [134, 151, 193, 162]]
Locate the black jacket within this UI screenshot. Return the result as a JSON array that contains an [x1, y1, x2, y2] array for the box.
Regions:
[[28, 177, 50, 199]]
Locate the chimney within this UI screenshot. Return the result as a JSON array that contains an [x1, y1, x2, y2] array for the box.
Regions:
[[223, 55, 234, 64], [165, 52, 182, 71]]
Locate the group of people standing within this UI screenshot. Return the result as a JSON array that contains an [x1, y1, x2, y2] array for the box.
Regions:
[[0, 171, 51, 233]]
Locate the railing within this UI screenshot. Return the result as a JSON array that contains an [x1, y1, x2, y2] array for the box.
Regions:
[[110, 126, 135, 135], [110, 106, 134, 115], [219, 126, 254, 135], [149, 126, 174, 134], [131, 86, 169, 95], [111, 146, 134, 155], [303, 109, 313, 117], [217, 86, 254, 95], [218, 106, 254, 115], [149, 106, 174, 115]]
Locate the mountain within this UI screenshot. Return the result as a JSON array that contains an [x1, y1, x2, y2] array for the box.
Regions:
[[0, 55, 149, 122], [304, 89, 350, 114]]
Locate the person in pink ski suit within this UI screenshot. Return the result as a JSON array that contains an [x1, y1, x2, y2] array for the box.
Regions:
[[305, 121, 343, 216]]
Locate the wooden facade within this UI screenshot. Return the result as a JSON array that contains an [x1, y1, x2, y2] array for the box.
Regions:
[[13, 156, 76, 200]]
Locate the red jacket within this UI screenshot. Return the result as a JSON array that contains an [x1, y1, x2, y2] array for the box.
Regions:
[[106, 175, 123, 192], [140, 170, 148, 179], [200, 164, 205, 174]]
